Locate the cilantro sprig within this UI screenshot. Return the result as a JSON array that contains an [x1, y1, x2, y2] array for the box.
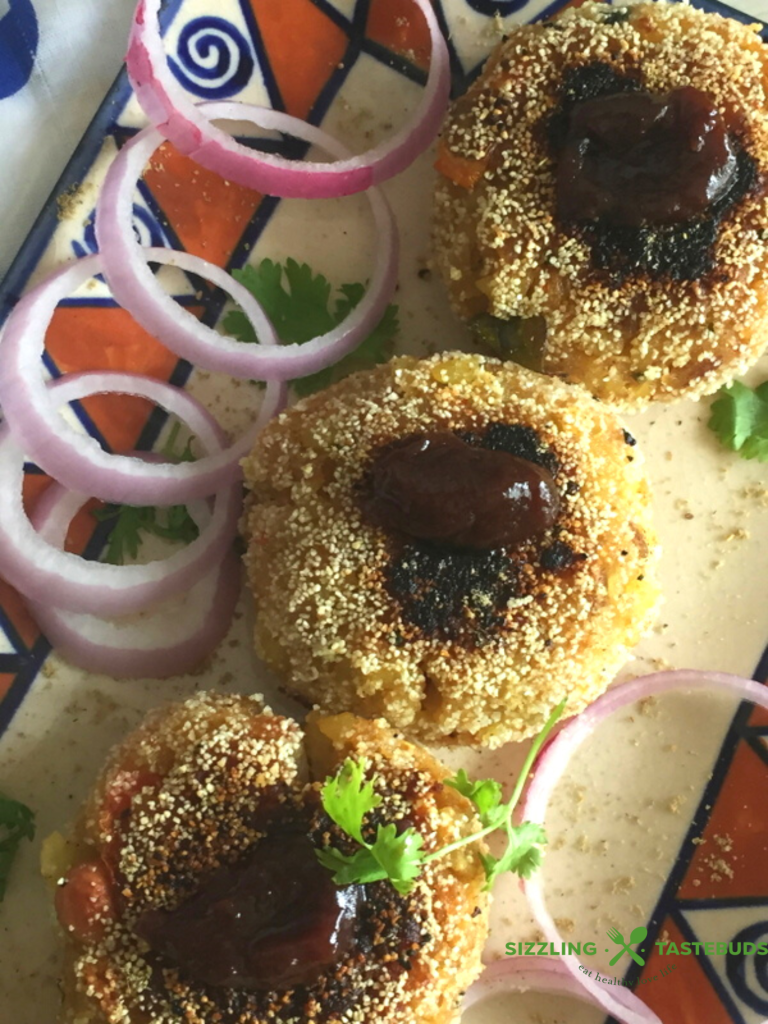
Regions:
[[317, 700, 566, 894], [0, 793, 35, 903], [708, 380, 768, 462], [222, 258, 399, 396], [315, 759, 424, 894], [91, 422, 200, 565]]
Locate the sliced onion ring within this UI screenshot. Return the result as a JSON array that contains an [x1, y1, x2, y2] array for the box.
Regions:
[[26, 481, 240, 677], [520, 670, 768, 1024], [0, 373, 240, 615], [463, 958, 660, 1023], [127, 0, 450, 198], [95, 104, 398, 380], [0, 255, 285, 503]]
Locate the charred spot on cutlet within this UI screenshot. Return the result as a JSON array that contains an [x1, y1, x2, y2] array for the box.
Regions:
[[384, 544, 521, 644], [547, 61, 641, 153], [365, 423, 575, 645], [474, 421, 560, 476], [603, 7, 631, 24], [540, 540, 587, 573], [548, 61, 759, 284], [584, 148, 757, 283]]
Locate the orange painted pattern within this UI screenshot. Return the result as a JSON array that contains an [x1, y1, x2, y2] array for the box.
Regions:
[[678, 740, 768, 900], [45, 306, 179, 380], [64, 499, 107, 556], [0, 580, 40, 654], [144, 142, 263, 266], [1, 474, 55, 654], [43, 304, 202, 456], [0, 674, 14, 703], [250, 0, 348, 119], [634, 916, 734, 1024], [367, 0, 432, 67], [747, 703, 768, 727]]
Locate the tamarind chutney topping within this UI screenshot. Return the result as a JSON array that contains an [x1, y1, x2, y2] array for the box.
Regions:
[[556, 85, 738, 226], [134, 829, 361, 991], [364, 432, 560, 550]]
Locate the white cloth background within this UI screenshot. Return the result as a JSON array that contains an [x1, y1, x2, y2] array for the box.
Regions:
[[0, 0, 137, 279]]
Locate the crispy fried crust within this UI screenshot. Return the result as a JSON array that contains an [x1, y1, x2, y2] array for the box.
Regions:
[[242, 353, 660, 748], [50, 693, 488, 1024], [433, 1, 768, 406]]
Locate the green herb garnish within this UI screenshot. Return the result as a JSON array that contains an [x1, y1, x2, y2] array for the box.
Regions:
[[0, 793, 35, 903], [708, 380, 768, 462], [317, 699, 566, 894], [222, 258, 399, 396], [91, 422, 199, 565]]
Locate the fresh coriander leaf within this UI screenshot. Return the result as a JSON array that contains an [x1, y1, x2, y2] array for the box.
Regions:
[[149, 504, 200, 545], [320, 758, 382, 846], [480, 822, 548, 889], [223, 259, 399, 396], [294, 294, 399, 397], [316, 702, 565, 895], [708, 380, 768, 462], [222, 308, 255, 347], [512, 843, 545, 881], [162, 420, 196, 463], [0, 793, 35, 903], [446, 770, 504, 824], [91, 432, 199, 563], [92, 505, 156, 565], [315, 845, 388, 886], [225, 260, 335, 346], [92, 502, 199, 564], [368, 823, 424, 895]]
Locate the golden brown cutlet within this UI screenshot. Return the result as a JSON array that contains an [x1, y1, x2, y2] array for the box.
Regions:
[[242, 353, 660, 748], [433, 1, 768, 406], [47, 693, 488, 1024]]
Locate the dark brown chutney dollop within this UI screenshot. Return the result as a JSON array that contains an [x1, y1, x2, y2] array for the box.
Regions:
[[549, 62, 757, 281], [132, 803, 430, 1023], [362, 424, 582, 646], [556, 85, 737, 225], [364, 432, 559, 550], [135, 826, 362, 991]]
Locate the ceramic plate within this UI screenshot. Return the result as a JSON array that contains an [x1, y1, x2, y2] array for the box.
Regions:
[[2, 2, 768, 1022]]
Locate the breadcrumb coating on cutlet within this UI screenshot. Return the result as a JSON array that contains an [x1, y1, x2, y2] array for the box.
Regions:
[[241, 353, 660, 748], [432, 1, 768, 406], [56, 694, 488, 1024]]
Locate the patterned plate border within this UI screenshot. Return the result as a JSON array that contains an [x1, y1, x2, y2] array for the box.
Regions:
[[1, 2, 767, 1021]]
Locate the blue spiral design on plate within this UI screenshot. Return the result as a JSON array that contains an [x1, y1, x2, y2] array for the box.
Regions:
[[167, 16, 255, 100], [0, 0, 39, 99], [463, 0, 530, 16], [71, 206, 166, 261], [725, 921, 768, 1014]]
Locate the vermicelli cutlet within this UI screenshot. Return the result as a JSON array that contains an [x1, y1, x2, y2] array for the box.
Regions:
[[47, 693, 489, 1024], [433, 1, 768, 406], [242, 353, 660, 748]]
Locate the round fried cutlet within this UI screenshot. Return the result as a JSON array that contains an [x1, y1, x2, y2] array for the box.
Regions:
[[47, 693, 488, 1024], [241, 353, 660, 748], [433, 1, 768, 406]]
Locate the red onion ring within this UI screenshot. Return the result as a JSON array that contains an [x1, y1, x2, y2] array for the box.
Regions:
[[95, 104, 398, 380], [26, 481, 240, 677], [463, 958, 660, 1023], [127, 0, 450, 198], [520, 670, 768, 1024], [0, 253, 285, 503], [0, 373, 240, 615]]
